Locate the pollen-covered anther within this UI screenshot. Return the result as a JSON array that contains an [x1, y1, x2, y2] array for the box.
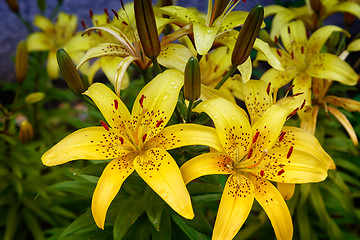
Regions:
[[274, 36, 278, 45], [300, 99, 306, 110], [287, 146, 293, 159], [260, 170, 265, 177], [247, 148, 253, 159], [81, 20, 87, 29], [111, 9, 119, 19], [279, 131, 286, 142], [114, 99, 118, 110], [100, 120, 109, 131], [89, 9, 93, 19], [277, 169, 285, 176], [266, 82, 271, 95], [104, 8, 109, 16], [252, 131, 260, 143], [301, 46, 304, 54], [287, 108, 299, 120], [291, 51, 294, 59], [156, 119, 164, 127], [139, 95, 146, 108], [142, 133, 147, 143], [276, 49, 282, 57]]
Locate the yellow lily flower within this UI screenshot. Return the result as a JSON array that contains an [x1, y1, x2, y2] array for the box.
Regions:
[[26, 12, 91, 79], [264, 0, 360, 38], [260, 20, 358, 110], [41, 70, 223, 229], [181, 80, 334, 240]]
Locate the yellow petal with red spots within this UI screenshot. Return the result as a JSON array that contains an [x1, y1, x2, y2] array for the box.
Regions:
[[92, 153, 136, 229], [306, 53, 358, 86], [158, 43, 194, 72], [300, 105, 319, 135], [324, 96, 360, 112], [84, 83, 131, 132], [280, 20, 307, 52], [41, 127, 130, 166], [180, 152, 232, 185], [131, 69, 183, 143], [277, 183, 295, 200], [146, 124, 223, 152], [56, 12, 78, 38], [261, 68, 298, 91], [200, 84, 236, 103], [212, 174, 254, 240], [134, 148, 194, 219], [195, 98, 251, 160], [292, 72, 312, 109], [248, 174, 293, 240]]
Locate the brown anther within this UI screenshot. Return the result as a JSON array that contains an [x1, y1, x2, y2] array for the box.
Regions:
[[114, 99, 118, 110], [247, 148, 253, 159], [287, 146, 293, 159], [252, 131, 260, 143], [120, 137, 124, 144], [285, 85, 294, 96], [139, 95, 145, 108], [287, 26, 291, 34], [214, 65, 219, 73], [292, 92, 304, 97], [100, 120, 109, 131], [291, 51, 294, 59], [98, 31, 102, 37], [279, 131, 286, 142], [300, 99, 306, 110], [274, 36, 278, 45], [89, 10, 93, 19], [276, 49, 282, 57], [306, 29, 309, 39], [104, 8, 109, 16], [260, 170, 265, 177], [112, 9, 119, 19], [287, 108, 299, 120], [156, 119, 164, 128], [266, 82, 271, 95], [122, 21, 128, 26], [142, 133, 147, 142], [107, 18, 110, 24], [121, 0, 126, 11], [301, 46, 304, 54], [81, 20, 87, 29], [277, 169, 285, 176]]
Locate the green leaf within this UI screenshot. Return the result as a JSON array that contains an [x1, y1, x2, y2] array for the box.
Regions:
[[22, 209, 45, 240], [59, 210, 98, 239], [46, 181, 96, 197], [37, 0, 46, 12], [144, 186, 165, 231], [113, 193, 145, 240], [4, 204, 19, 240], [170, 211, 210, 240], [181, 201, 212, 235], [151, 209, 171, 240]]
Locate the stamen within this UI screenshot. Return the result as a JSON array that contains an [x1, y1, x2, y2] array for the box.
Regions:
[[287, 146, 293, 159], [300, 99, 306, 110], [247, 148, 253, 159], [112, 9, 119, 19], [285, 85, 294, 97], [279, 131, 286, 142], [287, 108, 299, 120], [292, 92, 304, 97], [287, 26, 291, 34], [291, 51, 294, 59], [306, 29, 309, 39], [81, 20, 87, 29], [142, 133, 147, 143], [246, 149, 268, 168], [89, 10, 93, 19], [266, 82, 271, 95], [252, 131, 260, 143], [104, 8, 109, 16], [122, 21, 128, 26], [274, 36, 278, 45], [156, 119, 164, 128], [276, 49, 282, 57], [114, 99, 118, 110], [100, 120, 109, 131], [107, 18, 110, 24], [139, 95, 145, 108], [260, 170, 265, 177], [120, 0, 126, 11], [301, 46, 304, 54], [277, 169, 285, 176]]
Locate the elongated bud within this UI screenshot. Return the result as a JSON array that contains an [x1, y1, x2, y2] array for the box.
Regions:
[[57, 49, 85, 94], [184, 57, 201, 101], [231, 4, 264, 66], [19, 121, 34, 144], [157, 0, 173, 7], [15, 41, 28, 83], [25, 92, 45, 104], [5, 0, 19, 13], [209, 0, 229, 26], [310, 0, 323, 14], [37, 0, 46, 13], [134, 0, 160, 58]]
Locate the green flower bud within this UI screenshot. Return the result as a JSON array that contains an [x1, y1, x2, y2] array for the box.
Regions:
[[231, 4, 264, 66], [19, 121, 34, 144], [134, 0, 160, 58], [15, 41, 28, 83], [25, 92, 45, 104], [57, 49, 85, 94], [5, 0, 19, 13], [184, 56, 201, 101]]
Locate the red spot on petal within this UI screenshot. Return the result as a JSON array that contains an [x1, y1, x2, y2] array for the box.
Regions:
[[274, 36, 278, 45], [301, 46, 304, 54], [114, 99, 118, 110], [142, 133, 147, 143], [277, 169, 285, 176], [214, 65, 219, 72], [247, 148, 253, 159], [100, 120, 109, 131], [287, 26, 291, 34], [120, 137, 124, 144], [287, 146, 293, 159], [306, 29, 309, 39], [291, 51, 294, 59], [139, 95, 145, 108], [260, 170, 265, 177], [252, 131, 260, 143], [156, 119, 164, 128], [279, 131, 286, 142], [276, 49, 282, 57]]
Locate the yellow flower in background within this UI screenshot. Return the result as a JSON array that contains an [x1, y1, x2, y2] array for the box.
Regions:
[[41, 70, 223, 229], [26, 12, 91, 79], [264, 0, 360, 38], [181, 80, 334, 240], [260, 20, 358, 111]]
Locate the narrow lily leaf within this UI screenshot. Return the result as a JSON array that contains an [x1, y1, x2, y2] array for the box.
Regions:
[[77, 43, 130, 69], [193, 22, 220, 55], [59, 211, 98, 238], [46, 180, 96, 197], [170, 212, 209, 240], [4, 204, 19, 240], [144, 186, 165, 231], [22, 209, 45, 240]]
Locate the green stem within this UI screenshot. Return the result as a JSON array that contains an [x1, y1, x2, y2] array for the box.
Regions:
[[186, 100, 194, 122], [16, 13, 34, 32], [214, 65, 237, 90], [151, 57, 162, 74], [10, 83, 22, 114], [50, 2, 62, 20], [142, 68, 150, 85]]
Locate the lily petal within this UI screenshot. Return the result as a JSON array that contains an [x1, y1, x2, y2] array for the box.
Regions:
[[307, 53, 358, 86], [326, 2, 360, 22], [26, 32, 54, 51], [158, 43, 194, 72], [63, 32, 92, 52], [47, 50, 59, 79], [213, 174, 254, 240], [56, 12, 78, 38], [132, 70, 183, 141], [200, 84, 236, 103], [348, 39, 360, 52], [307, 25, 348, 55], [324, 96, 360, 112], [114, 56, 135, 96], [146, 124, 223, 152], [41, 127, 128, 166], [33, 15, 54, 33], [248, 174, 293, 240], [135, 148, 194, 219], [195, 98, 251, 160], [180, 152, 232, 185], [292, 72, 312, 109], [328, 106, 359, 146], [193, 22, 220, 55], [218, 11, 248, 32], [277, 183, 295, 200], [92, 153, 136, 229], [254, 39, 283, 71], [159, 6, 200, 25], [84, 83, 132, 132], [237, 56, 252, 83], [99, 57, 123, 85], [300, 105, 319, 135], [280, 20, 307, 52], [260, 68, 298, 91], [77, 43, 130, 69]]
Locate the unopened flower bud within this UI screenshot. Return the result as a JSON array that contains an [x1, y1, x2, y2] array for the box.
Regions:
[[209, 0, 229, 26], [231, 4, 264, 66], [25, 92, 45, 104], [57, 49, 85, 94], [134, 0, 160, 58], [15, 41, 28, 83], [310, 0, 323, 14], [344, 12, 356, 28], [19, 121, 34, 144], [184, 57, 201, 101], [157, 0, 173, 7], [5, 0, 19, 13], [37, 0, 46, 13]]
